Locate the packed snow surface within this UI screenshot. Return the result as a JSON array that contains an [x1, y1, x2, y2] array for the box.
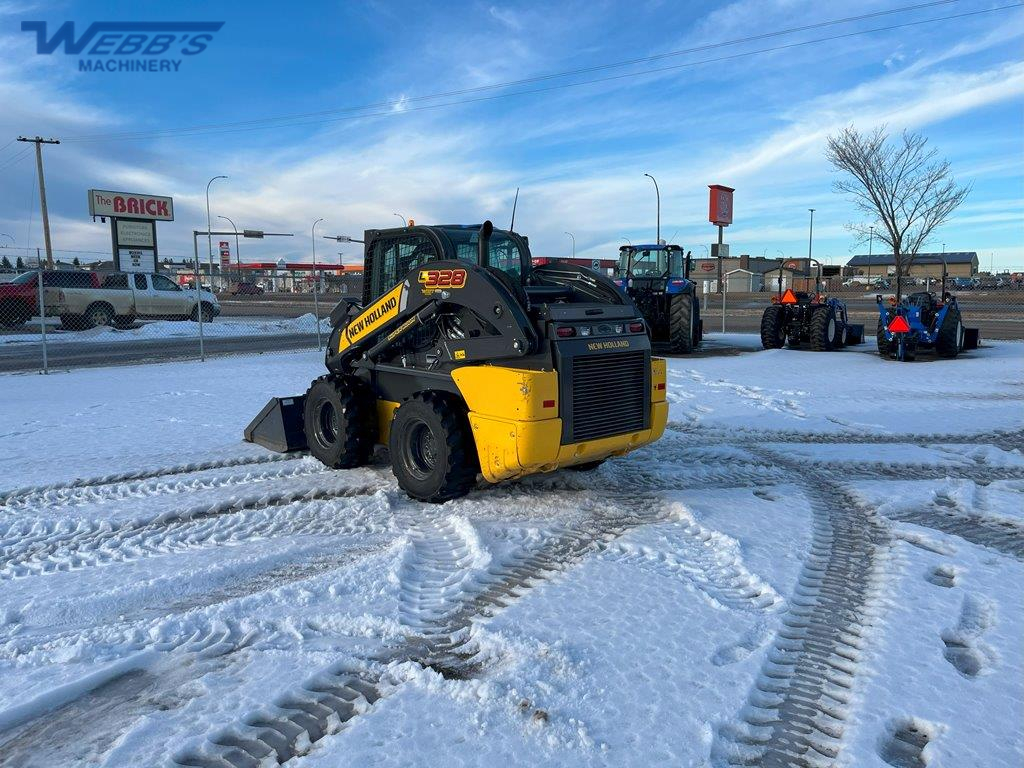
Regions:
[[0, 336, 1021, 767]]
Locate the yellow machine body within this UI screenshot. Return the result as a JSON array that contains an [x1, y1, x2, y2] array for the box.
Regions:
[[376, 358, 667, 484]]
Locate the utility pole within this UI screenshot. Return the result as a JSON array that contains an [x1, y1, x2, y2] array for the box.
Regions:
[[17, 137, 59, 269]]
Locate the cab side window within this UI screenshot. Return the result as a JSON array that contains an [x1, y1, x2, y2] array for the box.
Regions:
[[369, 235, 436, 300], [152, 274, 180, 292], [134, 274, 148, 290]]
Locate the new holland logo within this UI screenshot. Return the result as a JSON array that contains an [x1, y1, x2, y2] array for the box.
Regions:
[[21, 21, 224, 73], [340, 284, 405, 350]]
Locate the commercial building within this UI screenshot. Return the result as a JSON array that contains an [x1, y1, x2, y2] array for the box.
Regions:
[[846, 252, 978, 278]]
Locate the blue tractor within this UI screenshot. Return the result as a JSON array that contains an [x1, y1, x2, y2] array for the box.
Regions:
[[613, 244, 702, 353], [876, 287, 980, 362]]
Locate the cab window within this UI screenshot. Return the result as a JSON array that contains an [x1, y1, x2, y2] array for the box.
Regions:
[[369, 235, 436, 300], [152, 274, 180, 292], [134, 274, 148, 290]]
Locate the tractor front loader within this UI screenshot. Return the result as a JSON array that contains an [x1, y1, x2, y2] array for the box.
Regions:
[[245, 221, 667, 502]]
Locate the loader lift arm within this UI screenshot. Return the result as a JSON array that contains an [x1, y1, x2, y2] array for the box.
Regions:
[[325, 259, 539, 373]]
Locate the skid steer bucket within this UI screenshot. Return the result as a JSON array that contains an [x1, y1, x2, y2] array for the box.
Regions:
[[963, 327, 980, 350], [244, 395, 308, 452]]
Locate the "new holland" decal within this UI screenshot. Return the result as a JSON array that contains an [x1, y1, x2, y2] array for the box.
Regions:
[[340, 283, 405, 351]]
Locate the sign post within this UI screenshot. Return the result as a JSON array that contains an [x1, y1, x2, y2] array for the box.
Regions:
[[709, 184, 735, 331]]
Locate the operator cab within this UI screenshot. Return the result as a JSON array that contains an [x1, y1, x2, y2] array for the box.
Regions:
[[616, 244, 685, 280]]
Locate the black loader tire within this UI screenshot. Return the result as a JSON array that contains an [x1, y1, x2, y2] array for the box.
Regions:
[[303, 375, 377, 469], [936, 308, 963, 359], [809, 305, 839, 351], [668, 292, 695, 353], [389, 392, 479, 503], [877, 318, 896, 357], [760, 305, 786, 349]]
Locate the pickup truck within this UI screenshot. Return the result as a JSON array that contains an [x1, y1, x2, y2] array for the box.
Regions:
[[51, 272, 221, 329], [0, 270, 100, 327]]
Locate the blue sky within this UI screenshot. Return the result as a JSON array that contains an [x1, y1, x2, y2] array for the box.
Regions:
[[0, 0, 1022, 270]]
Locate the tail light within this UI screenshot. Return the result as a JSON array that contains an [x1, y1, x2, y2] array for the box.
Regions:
[[628, 321, 644, 333], [556, 326, 576, 338]]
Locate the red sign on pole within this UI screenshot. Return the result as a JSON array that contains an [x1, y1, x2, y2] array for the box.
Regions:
[[708, 184, 735, 226], [219, 241, 231, 266]]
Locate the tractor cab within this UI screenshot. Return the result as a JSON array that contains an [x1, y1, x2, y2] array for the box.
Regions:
[[611, 244, 701, 353]]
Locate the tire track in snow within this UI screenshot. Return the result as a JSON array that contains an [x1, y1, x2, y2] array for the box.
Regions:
[[882, 500, 1024, 559], [600, 516, 782, 612], [712, 451, 892, 767], [0, 460, 326, 514], [171, 490, 676, 768], [0, 482, 388, 580], [0, 453, 303, 506]]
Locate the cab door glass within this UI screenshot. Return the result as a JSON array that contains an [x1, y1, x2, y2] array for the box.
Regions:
[[134, 274, 148, 290], [152, 274, 180, 291]]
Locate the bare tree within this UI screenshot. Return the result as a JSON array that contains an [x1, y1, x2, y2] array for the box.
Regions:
[[826, 126, 970, 298]]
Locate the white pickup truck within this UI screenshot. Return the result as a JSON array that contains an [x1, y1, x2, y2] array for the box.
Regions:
[[50, 272, 221, 329]]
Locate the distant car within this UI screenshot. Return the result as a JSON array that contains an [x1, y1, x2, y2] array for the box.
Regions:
[[949, 277, 977, 291], [228, 281, 265, 295]]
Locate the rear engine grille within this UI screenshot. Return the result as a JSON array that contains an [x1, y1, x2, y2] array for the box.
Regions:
[[569, 351, 648, 442]]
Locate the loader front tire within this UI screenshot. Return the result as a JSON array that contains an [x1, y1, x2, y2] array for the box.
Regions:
[[390, 392, 479, 503], [303, 375, 376, 469]]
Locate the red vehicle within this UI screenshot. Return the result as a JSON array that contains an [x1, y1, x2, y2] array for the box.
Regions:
[[0, 271, 100, 327], [228, 281, 265, 295]]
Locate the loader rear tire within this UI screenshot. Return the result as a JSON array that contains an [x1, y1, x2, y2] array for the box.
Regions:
[[303, 375, 377, 469], [809, 305, 839, 351], [390, 392, 479, 503], [760, 305, 786, 349], [936, 309, 963, 358], [668, 292, 696, 353], [568, 460, 605, 471]]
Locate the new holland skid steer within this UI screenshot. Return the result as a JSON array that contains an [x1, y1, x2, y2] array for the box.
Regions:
[[245, 221, 668, 502]]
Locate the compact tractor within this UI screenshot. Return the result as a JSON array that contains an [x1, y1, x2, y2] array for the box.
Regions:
[[876, 269, 979, 361], [760, 264, 864, 351], [245, 221, 668, 502], [613, 244, 702, 353]]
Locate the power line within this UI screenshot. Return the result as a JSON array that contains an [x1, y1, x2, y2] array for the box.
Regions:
[[0, 147, 33, 173], [60, 0, 1017, 144]]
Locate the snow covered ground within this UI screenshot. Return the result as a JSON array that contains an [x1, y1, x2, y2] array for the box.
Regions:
[[0, 336, 1021, 767], [0, 314, 327, 346]]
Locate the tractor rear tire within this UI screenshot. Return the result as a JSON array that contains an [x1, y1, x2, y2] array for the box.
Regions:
[[303, 375, 377, 469], [760, 305, 786, 349], [936, 309, 963, 358], [876, 318, 894, 357], [389, 392, 479, 503], [809, 305, 839, 351], [668, 292, 695, 353]]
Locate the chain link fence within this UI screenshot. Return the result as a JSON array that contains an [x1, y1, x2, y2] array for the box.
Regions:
[[1, 263, 1020, 373], [0, 264, 360, 374]]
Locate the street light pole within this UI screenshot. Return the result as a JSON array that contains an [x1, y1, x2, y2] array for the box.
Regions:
[[0, 233, 13, 247], [218, 215, 240, 283], [644, 173, 660, 244], [564, 231, 575, 259], [394, 213, 408, 227], [205, 175, 227, 290], [312, 217, 325, 351]]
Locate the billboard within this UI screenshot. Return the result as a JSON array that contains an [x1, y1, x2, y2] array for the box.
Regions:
[[219, 241, 231, 266], [88, 189, 174, 221], [708, 184, 735, 226], [118, 248, 155, 273]]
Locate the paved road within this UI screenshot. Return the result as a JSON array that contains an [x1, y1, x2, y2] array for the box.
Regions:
[[0, 332, 321, 373]]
